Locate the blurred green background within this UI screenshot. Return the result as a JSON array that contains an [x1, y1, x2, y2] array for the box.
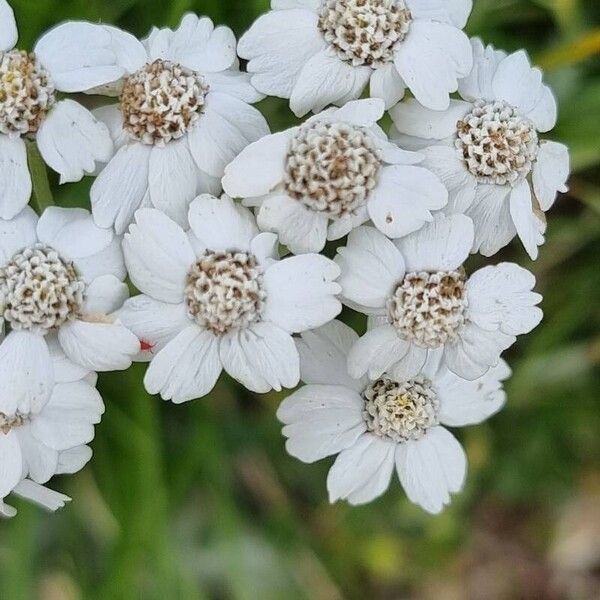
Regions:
[[2, 0, 600, 598]]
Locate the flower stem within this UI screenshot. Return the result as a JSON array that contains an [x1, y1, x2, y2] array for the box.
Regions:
[[26, 141, 54, 213]]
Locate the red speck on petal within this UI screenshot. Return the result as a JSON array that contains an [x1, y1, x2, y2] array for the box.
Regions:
[[140, 340, 155, 352]]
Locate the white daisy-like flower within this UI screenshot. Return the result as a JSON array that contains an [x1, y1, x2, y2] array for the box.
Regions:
[[0, 206, 138, 416], [335, 213, 543, 381], [0, 340, 102, 518], [238, 0, 473, 116], [223, 98, 447, 253], [118, 194, 342, 402], [277, 319, 510, 512], [0, 0, 113, 219], [390, 39, 570, 259], [36, 13, 269, 233]]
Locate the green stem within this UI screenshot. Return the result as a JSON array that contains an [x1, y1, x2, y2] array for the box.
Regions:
[[26, 141, 54, 213]]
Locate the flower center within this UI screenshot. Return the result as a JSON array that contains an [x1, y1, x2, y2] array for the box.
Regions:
[[363, 376, 438, 442], [0, 50, 55, 137], [0, 244, 85, 333], [184, 251, 266, 335], [0, 411, 30, 435], [120, 59, 210, 146], [318, 0, 412, 67], [388, 271, 467, 349], [456, 99, 539, 186], [284, 121, 381, 219]]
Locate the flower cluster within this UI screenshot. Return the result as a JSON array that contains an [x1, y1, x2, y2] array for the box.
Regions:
[[0, 0, 569, 516]]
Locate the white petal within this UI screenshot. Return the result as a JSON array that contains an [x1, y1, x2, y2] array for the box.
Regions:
[[388, 344, 429, 380], [188, 92, 269, 178], [290, 50, 371, 117], [155, 14, 236, 73], [443, 322, 515, 380], [296, 320, 364, 391], [58, 319, 138, 372], [36, 206, 114, 263], [36, 100, 113, 183], [347, 325, 411, 380], [509, 180, 545, 260], [0, 431, 22, 498], [92, 103, 128, 150], [222, 131, 290, 199], [326, 207, 369, 241], [491, 50, 543, 115], [466, 262, 543, 336], [91, 142, 151, 234], [327, 434, 396, 505], [370, 64, 406, 109], [335, 226, 405, 310], [55, 445, 92, 475], [420, 145, 477, 213], [83, 275, 129, 315], [325, 98, 385, 128], [11, 480, 70, 512], [390, 98, 471, 140], [395, 426, 466, 514], [0, 331, 53, 415], [47, 336, 91, 383], [188, 194, 258, 253], [0, 206, 37, 266], [204, 70, 264, 104], [466, 184, 516, 257], [525, 84, 557, 133], [16, 427, 58, 484], [74, 235, 125, 283], [144, 325, 222, 403], [406, 0, 473, 28], [34, 22, 147, 92], [220, 322, 299, 392], [394, 21, 472, 110], [123, 208, 194, 303], [0, 0, 18, 51], [262, 254, 341, 333], [0, 135, 31, 220], [148, 140, 198, 227], [238, 9, 326, 98], [395, 213, 473, 272], [116, 294, 189, 362], [458, 38, 506, 102], [278, 385, 366, 463], [532, 141, 570, 211], [272, 0, 322, 8], [368, 165, 448, 238], [437, 360, 509, 427], [257, 193, 329, 254]]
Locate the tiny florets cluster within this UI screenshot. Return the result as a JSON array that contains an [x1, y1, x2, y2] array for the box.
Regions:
[[0, 49, 55, 136], [318, 0, 412, 67], [388, 271, 468, 348], [456, 99, 539, 186], [285, 121, 381, 218], [120, 59, 210, 146], [0, 244, 85, 333], [363, 376, 439, 442], [0, 411, 30, 435], [185, 251, 266, 335]]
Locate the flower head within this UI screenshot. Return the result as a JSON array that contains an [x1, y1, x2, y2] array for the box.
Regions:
[[0, 0, 113, 219], [390, 39, 570, 259], [118, 194, 342, 402], [277, 319, 510, 513], [0, 206, 138, 417], [0, 340, 103, 518], [223, 99, 447, 253], [335, 214, 543, 381], [35, 13, 269, 233], [238, 0, 473, 116]]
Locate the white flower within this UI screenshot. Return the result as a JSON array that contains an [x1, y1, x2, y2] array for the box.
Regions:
[[223, 98, 447, 253], [335, 213, 543, 381], [118, 194, 342, 402], [0, 340, 102, 518], [277, 319, 510, 512], [35, 13, 269, 233], [0, 0, 113, 219], [0, 206, 138, 416], [390, 39, 570, 260], [238, 0, 473, 116]]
